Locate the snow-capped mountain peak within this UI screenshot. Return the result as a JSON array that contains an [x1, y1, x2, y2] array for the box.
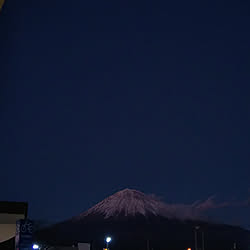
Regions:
[[79, 189, 167, 219]]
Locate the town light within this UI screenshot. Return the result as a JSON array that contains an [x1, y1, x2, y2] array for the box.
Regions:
[[32, 244, 40, 249], [105, 236, 112, 249], [106, 236, 112, 243]]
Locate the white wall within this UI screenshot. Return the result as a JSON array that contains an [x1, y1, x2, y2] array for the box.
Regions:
[[0, 213, 25, 242]]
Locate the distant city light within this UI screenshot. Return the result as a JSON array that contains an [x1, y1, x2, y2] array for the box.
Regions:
[[32, 244, 39, 249], [106, 236, 112, 243]]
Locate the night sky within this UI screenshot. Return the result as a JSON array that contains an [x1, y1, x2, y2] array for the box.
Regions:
[[0, 0, 249, 227]]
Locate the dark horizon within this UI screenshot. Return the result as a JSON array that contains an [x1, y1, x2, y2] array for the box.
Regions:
[[36, 189, 250, 250], [30, 188, 250, 231]]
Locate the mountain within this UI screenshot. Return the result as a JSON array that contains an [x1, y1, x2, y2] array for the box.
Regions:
[[35, 189, 250, 250], [76, 189, 168, 219], [74, 188, 206, 221]]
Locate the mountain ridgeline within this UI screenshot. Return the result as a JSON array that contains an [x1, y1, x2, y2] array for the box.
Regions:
[[36, 189, 250, 250]]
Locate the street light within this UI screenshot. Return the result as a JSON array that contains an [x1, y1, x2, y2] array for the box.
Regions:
[[105, 236, 112, 249], [32, 244, 40, 249]]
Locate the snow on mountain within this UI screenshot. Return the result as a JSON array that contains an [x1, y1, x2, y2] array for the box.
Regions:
[[75, 188, 204, 220], [78, 189, 168, 218]]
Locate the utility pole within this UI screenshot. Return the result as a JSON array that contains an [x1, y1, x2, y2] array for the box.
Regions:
[[195, 230, 197, 250], [147, 239, 150, 250], [194, 226, 200, 250], [202, 231, 205, 250], [233, 242, 237, 250]]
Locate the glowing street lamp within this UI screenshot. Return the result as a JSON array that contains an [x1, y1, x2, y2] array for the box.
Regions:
[[105, 236, 112, 249], [32, 244, 40, 249]]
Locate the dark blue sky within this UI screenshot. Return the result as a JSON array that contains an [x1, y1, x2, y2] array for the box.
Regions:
[[0, 0, 249, 227]]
